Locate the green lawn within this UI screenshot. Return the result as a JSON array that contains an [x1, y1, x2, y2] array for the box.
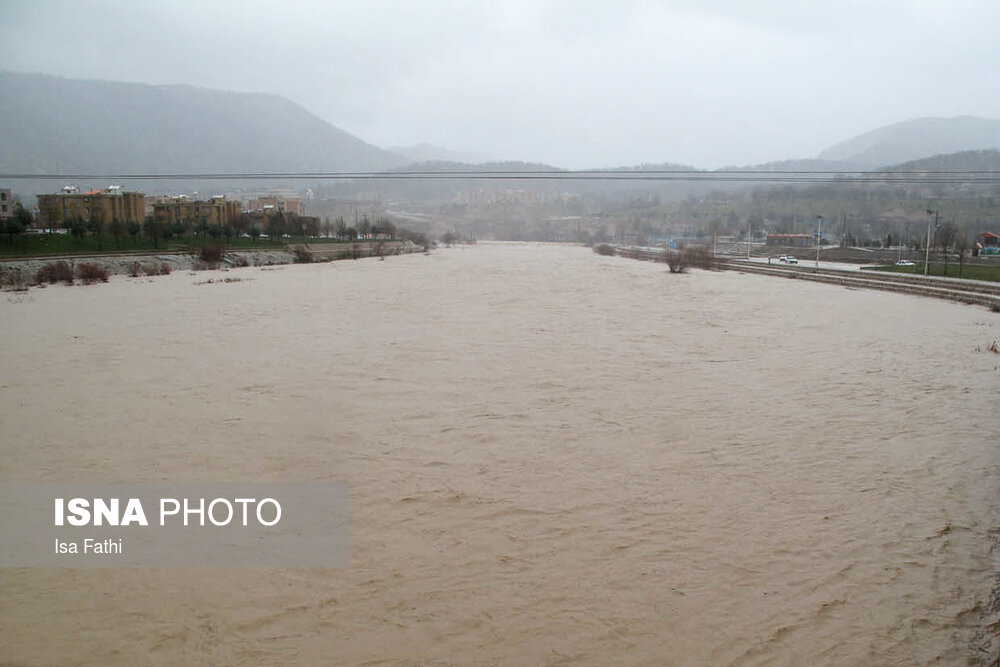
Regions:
[[868, 262, 1000, 282]]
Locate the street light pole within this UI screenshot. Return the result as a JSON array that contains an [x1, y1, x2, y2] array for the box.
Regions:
[[815, 215, 822, 269], [924, 209, 938, 276]]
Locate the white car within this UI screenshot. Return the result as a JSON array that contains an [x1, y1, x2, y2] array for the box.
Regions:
[[784, 256, 798, 264], [895, 260, 915, 266]]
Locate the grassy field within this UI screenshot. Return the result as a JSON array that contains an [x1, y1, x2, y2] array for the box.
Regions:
[[868, 262, 1000, 282]]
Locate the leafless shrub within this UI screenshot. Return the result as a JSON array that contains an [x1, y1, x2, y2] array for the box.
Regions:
[[36, 261, 75, 285], [666, 245, 715, 273], [340, 244, 362, 260], [77, 262, 110, 284], [0, 268, 29, 291], [683, 244, 716, 270], [665, 250, 686, 273], [593, 244, 616, 256], [127, 262, 143, 277], [231, 255, 250, 268], [292, 245, 314, 263], [198, 243, 225, 266], [137, 261, 171, 276]]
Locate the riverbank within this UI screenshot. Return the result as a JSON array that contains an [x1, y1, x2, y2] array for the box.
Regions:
[[0, 240, 422, 288]]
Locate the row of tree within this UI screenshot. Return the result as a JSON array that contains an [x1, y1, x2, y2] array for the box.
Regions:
[[3, 200, 440, 252]]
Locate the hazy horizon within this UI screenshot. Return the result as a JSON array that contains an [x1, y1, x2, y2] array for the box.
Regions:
[[3, 0, 1000, 170]]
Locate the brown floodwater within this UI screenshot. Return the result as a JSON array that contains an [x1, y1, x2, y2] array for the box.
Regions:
[[1, 242, 998, 666]]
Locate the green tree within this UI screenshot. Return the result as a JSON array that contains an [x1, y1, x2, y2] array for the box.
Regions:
[[266, 211, 285, 241], [358, 215, 372, 238], [127, 220, 141, 245], [110, 217, 126, 249], [168, 221, 186, 239], [4, 202, 30, 244], [231, 213, 250, 239], [145, 215, 166, 249], [87, 205, 106, 250], [68, 216, 87, 242], [40, 198, 61, 235]]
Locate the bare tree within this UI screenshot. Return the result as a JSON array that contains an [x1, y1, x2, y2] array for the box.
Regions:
[[937, 221, 958, 275], [954, 230, 970, 279]]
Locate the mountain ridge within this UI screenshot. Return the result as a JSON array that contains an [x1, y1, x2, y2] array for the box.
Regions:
[[817, 115, 1000, 167], [3, 71, 1000, 188], [0, 70, 406, 177]]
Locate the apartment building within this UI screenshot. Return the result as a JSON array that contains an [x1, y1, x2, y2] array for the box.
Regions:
[[37, 186, 146, 227], [0, 188, 10, 220], [247, 195, 301, 216], [151, 196, 242, 227]]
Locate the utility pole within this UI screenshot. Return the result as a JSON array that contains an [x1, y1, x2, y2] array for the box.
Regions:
[[747, 220, 752, 260], [815, 215, 823, 269], [925, 209, 938, 276]]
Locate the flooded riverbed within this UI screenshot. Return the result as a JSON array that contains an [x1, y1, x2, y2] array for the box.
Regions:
[[1, 242, 998, 666]]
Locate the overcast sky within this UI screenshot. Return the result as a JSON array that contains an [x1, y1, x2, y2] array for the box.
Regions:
[[3, 0, 999, 169]]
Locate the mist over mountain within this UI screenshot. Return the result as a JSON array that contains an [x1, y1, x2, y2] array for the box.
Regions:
[[3, 71, 1000, 203], [817, 116, 1000, 168], [725, 158, 865, 172], [390, 144, 494, 165], [878, 148, 1000, 172], [0, 71, 405, 188]]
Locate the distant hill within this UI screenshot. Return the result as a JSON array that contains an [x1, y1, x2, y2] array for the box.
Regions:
[[725, 158, 863, 172], [0, 71, 406, 192], [818, 116, 1000, 167], [391, 143, 493, 165], [879, 148, 1000, 172]]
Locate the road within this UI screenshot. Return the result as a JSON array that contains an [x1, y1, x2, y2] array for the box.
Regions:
[[745, 256, 865, 272]]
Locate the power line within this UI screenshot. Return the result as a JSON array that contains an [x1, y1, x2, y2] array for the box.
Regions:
[[3, 169, 1000, 184]]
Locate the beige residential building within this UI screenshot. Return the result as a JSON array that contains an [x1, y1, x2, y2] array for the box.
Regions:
[[37, 186, 146, 227], [0, 189, 11, 220], [248, 195, 301, 216], [151, 196, 242, 227]]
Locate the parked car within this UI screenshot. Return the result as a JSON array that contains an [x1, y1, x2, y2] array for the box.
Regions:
[[784, 256, 798, 264], [895, 260, 915, 266], [778, 255, 789, 262]]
